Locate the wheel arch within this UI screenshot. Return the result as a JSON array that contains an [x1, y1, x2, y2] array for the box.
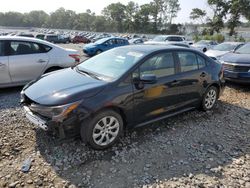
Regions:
[[91, 106, 128, 128], [44, 66, 63, 74], [205, 82, 221, 98]]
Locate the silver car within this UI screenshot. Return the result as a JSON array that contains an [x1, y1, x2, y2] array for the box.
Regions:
[[192, 40, 218, 53], [205, 42, 244, 60], [0, 36, 80, 88]]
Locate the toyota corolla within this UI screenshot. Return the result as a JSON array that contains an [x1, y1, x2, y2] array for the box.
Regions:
[[21, 45, 225, 149]]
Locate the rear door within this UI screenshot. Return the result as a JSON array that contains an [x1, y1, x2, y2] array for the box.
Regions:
[[8, 40, 49, 83], [103, 39, 117, 51], [0, 40, 11, 85], [174, 51, 208, 107]]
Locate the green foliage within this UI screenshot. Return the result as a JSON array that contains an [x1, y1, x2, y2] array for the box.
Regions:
[[190, 8, 206, 24], [213, 34, 225, 43], [199, 0, 250, 37], [0, 0, 181, 34], [193, 34, 225, 43], [235, 35, 246, 42], [193, 35, 202, 42]]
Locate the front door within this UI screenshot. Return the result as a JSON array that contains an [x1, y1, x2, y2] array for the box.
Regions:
[[7, 41, 49, 84], [132, 51, 181, 124], [0, 40, 11, 85]]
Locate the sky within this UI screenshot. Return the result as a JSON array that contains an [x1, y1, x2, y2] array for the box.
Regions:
[[0, 0, 208, 23]]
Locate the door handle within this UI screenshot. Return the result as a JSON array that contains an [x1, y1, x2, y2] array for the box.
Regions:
[[37, 59, 47, 63], [200, 72, 207, 77]]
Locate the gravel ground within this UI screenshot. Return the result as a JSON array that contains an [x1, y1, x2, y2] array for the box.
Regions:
[[0, 83, 249, 188], [0, 43, 249, 188]]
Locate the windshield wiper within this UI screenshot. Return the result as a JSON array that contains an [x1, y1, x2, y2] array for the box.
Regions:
[[75, 67, 101, 80]]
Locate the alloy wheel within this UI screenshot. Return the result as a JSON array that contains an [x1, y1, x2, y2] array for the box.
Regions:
[[204, 89, 217, 109], [92, 116, 120, 146]]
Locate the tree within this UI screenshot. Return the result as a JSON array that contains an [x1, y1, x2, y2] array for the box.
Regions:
[[167, 0, 181, 24], [207, 0, 230, 33], [190, 8, 207, 24], [92, 16, 109, 32], [134, 4, 152, 33], [102, 3, 126, 32], [24, 11, 49, 27], [124, 1, 139, 32], [227, 0, 250, 36]]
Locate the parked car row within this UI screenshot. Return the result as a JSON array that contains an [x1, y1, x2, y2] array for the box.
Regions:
[[0, 32, 248, 150]]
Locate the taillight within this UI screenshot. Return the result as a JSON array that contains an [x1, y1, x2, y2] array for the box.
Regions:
[[69, 54, 80, 64]]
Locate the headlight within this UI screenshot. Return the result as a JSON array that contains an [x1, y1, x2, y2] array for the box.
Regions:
[[30, 100, 82, 122]]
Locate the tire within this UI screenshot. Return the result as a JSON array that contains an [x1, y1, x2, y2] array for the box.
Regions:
[[201, 86, 218, 111], [96, 50, 102, 55], [81, 110, 123, 150], [203, 48, 207, 53]]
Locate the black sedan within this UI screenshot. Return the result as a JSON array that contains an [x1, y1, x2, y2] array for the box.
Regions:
[[220, 43, 250, 84], [21, 45, 225, 149]]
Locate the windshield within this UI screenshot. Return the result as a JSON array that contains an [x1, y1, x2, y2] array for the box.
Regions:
[[196, 40, 209, 45], [235, 43, 250, 54], [77, 48, 145, 81], [152, 36, 166, 42], [212, 43, 237, 51]]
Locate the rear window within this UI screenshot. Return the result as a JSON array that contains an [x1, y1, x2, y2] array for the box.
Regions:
[[167, 37, 183, 42], [177, 51, 198, 72], [41, 44, 52, 52], [46, 36, 58, 40]]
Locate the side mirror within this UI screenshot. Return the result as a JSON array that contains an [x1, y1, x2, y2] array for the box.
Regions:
[[140, 74, 157, 84]]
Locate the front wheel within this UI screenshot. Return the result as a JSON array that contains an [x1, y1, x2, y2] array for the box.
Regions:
[[95, 50, 102, 55], [81, 110, 123, 150], [201, 86, 218, 111]]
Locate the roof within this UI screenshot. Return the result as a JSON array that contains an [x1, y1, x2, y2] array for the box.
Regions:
[[0, 36, 61, 48], [117, 44, 188, 53]]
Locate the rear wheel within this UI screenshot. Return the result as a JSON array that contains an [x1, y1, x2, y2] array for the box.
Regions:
[[201, 86, 218, 111], [81, 110, 123, 150]]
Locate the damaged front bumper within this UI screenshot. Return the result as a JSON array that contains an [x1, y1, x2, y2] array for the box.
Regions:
[[23, 105, 81, 138]]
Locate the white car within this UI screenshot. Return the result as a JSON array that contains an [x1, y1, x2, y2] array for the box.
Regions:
[[0, 36, 80, 88], [144, 35, 186, 45], [205, 42, 244, 60], [192, 40, 218, 53]]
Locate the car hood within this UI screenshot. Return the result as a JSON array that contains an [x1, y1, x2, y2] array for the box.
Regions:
[[220, 52, 250, 64], [205, 50, 228, 58], [23, 68, 107, 106]]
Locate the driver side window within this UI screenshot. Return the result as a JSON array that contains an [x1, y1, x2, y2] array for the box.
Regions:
[[139, 52, 175, 78]]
